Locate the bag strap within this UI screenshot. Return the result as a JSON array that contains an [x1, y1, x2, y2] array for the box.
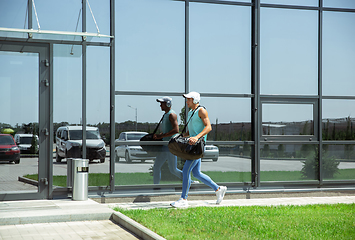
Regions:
[[181, 105, 203, 134], [152, 113, 166, 134]]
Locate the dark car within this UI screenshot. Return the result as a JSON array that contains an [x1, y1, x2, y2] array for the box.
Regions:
[[0, 134, 20, 164]]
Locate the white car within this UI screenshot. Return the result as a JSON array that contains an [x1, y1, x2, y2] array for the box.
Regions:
[[56, 126, 106, 163], [115, 131, 156, 163], [202, 145, 219, 162], [14, 133, 39, 153]]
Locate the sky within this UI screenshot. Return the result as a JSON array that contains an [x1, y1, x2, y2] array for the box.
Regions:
[[0, 0, 355, 127]]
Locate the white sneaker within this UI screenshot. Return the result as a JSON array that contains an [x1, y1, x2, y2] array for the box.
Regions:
[[216, 186, 227, 204], [170, 198, 188, 208], [192, 180, 199, 184]]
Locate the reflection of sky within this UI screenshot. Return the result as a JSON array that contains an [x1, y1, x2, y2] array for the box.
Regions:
[[0, 1, 354, 126]]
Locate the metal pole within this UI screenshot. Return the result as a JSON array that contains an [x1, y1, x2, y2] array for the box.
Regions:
[[135, 108, 138, 131], [28, 0, 32, 30], [128, 105, 138, 131], [82, 0, 87, 159], [318, 0, 323, 185], [110, 0, 116, 192], [251, 0, 260, 188]]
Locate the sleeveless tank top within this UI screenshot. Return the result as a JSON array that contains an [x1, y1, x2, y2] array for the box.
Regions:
[[187, 107, 207, 141], [160, 109, 176, 141]]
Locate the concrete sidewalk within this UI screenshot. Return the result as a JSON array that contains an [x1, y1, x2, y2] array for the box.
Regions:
[[1, 195, 355, 240]]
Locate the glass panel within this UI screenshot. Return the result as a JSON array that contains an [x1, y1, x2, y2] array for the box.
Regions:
[[260, 144, 317, 181], [323, 144, 355, 180], [114, 95, 251, 186], [84, 0, 110, 41], [323, 12, 355, 96], [324, 0, 355, 9], [87, 46, 110, 186], [53, 44, 81, 186], [262, 103, 314, 135], [189, 3, 251, 94], [115, 0, 185, 92], [114, 140, 251, 186], [114, 95, 185, 186], [260, 8, 318, 95], [0, 51, 39, 193], [0, 1, 28, 39], [197, 97, 252, 141], [322, 100, 355, 140], [30, 0, 82, 32], [201, 143, 251, 183], [261, 0, 318, 6], [0, 1, 28, 29]]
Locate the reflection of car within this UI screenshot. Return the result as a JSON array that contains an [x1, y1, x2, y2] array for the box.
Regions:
[[56, 126, 106, 163], [202, 145, 219, 162], [115, 131, 155, 163], [14, 134, 39, 153], [0, 134, 20, 164]]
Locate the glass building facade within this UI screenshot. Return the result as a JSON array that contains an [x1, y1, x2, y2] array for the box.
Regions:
[[0, 0, 354, 201]]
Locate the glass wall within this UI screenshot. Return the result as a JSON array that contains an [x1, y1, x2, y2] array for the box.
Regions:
[[1, 0, 355, 199]]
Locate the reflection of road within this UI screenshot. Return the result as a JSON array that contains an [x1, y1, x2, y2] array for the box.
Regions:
[[1, 157, 354, 179], [2, 156, 355, 192]]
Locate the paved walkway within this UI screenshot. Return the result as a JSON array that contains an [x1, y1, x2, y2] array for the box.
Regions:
[[1, 195, 355, 240]]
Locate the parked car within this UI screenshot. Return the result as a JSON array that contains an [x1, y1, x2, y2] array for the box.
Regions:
[[0, 134, 20, 164], [14, 133, 39, 153], [115, 131, 156, 163], [56, 126, 106, 163], [202, 145, 219, 161]]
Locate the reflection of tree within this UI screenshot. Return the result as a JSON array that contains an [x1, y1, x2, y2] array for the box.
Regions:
[[322, 116, 355, 141], [262, 144, 270, 157], [278, 144, 284, 157], [301, 147, 339, 179]]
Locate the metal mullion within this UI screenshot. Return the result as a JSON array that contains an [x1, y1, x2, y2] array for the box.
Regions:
[[260, 141, 319, 145], [28, 0, 32, 30], [260, 3, 318, 11], [115, 91, 254, 98], [260, 95, 319, 99], [174, 0, 252, 7], [251, 0, 260, 188], [82, 0, 87, 159], [318, 0, 323, 185], [48, 43, 54, 198], [323, 141, 355, 145], [110, 0, 115, 192], [323, 96, 355, 100], [323, 7, 355, 13]]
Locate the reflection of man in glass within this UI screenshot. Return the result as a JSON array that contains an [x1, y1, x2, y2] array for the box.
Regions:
[[152, 97, 184, 184]]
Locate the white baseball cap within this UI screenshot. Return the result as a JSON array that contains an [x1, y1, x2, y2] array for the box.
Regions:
[[183, 91, 200, 103]]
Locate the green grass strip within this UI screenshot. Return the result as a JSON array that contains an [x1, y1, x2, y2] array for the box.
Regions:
[[115, 204, 355, 240]]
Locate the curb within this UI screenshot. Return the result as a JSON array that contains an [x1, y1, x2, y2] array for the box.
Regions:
[[111, 211, 166, 240]]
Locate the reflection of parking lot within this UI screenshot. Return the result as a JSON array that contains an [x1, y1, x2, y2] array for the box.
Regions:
[[2, 156, 354, 191]]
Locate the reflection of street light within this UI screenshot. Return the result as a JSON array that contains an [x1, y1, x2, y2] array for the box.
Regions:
[[127, 105, 138, 131]]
